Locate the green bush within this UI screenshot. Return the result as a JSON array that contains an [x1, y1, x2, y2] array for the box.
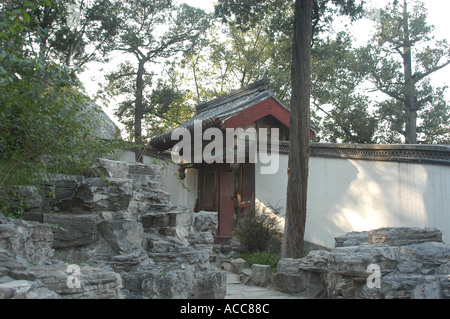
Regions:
[[232, 207, 283, 253], [0, 1, 125, 217]]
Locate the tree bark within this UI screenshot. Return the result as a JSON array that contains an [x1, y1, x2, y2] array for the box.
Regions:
[[135, 58, 146, 162], [281, 0, 312, 259], [402, 0, 417, 144]]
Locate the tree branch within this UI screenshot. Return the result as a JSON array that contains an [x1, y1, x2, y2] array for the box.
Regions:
[[107, 72, 137, 81], [378, 86, 406, 103], [416, 95, 432, 107], [412, 60, 450, 83]]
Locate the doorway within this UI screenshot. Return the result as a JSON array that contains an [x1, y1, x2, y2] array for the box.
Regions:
[[200, 164, 255, 242]]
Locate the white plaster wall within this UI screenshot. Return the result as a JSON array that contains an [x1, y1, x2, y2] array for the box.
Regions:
[[255, 154, 289, 216], [306, 158, 450, 248], [159, 164, 198, 209], [256, 154, 450, 249]]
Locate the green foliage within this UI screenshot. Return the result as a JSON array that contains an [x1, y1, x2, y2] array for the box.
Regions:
[[358, 0, 450, 144], [210, 0, 372, 142], [101, 0, 210, 143], [418, 84, 450, 144], [0, 0, 125, 218], [240, 250, 279, 272], [312, 32, 377, 143], [183, 17, 289, 103], [213, 0, 449, 145]]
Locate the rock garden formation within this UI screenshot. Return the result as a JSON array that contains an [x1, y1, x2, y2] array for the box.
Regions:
[[273, 227, 450, 299], [1, 157, 449, 299], [0, 158, 226, 299]]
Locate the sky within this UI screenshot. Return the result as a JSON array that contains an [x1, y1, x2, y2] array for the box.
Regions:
[[81, 0, 450, 130]]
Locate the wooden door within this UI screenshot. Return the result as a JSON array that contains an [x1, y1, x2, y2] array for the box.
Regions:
[[202, 171, 216, 211], [217, 170, 234, 240]]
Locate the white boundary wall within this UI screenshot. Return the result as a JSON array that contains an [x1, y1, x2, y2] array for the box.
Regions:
[[257, 154, 450, 248], [121, 146, 450, 249]]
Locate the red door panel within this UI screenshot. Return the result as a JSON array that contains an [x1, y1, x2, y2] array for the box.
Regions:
[[218, 170, 234, 240]]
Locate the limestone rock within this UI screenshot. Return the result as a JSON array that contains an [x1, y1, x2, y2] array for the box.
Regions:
[[0, 218, 54, 265], [277, 251, 329, 273], [368, 227, 442, 246], [73, 178, 132, 212], [251, 264, 272, 287], [142, 205, 194, 244], [44, 213, 98, 249], [230, 258, 248, 275], [335, 231, 369, 248], [327, 230, 449, 299], [141, 266, 195, 299], [273, 227, 449, 299], [41, 175, 84, 212], [127, 165, 170, 220], [24, 222, 54, 265], [0, 248, 31, 280], [239, 267, 252, 285], [273, 251, 329, 298], [193, 211, 218, 235], [0, 218, 32, 262], [90, 158, 130, 179], [192, 270, 227, 299], [33, 263, 123, 299], [0, 279, 60, 299], [412, 276, 444, 299], [328, 245, 399, 279], [97, 219, 145, 255], [0, 157, 226, 300], [11, 186, 43, 213], [90, 158, 162, 182], [128, 162, 162, 180]]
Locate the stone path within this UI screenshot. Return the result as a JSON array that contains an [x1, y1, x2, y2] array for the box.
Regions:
[[224, 272, 305, 299]]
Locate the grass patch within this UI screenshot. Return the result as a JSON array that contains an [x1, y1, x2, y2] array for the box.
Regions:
[[240, 251, 280, 272]]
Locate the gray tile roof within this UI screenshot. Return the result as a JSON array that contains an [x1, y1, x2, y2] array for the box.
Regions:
[[150, 78, 289, 152]]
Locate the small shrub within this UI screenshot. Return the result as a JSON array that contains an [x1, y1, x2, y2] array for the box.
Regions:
[[232, 207, 282, 253]]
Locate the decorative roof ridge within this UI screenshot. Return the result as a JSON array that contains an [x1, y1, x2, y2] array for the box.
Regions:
[[308, 143, 450, 165], [196, 77, 270, 115]]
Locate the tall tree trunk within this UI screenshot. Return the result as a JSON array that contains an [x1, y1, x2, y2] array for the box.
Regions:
[[135, 59, 146, 162], [402, 0, 417, 144], [281, 0, 312, 259]]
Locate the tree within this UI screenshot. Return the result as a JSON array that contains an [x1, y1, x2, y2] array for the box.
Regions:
[[216, 0, 365, 258], [311, 33, 377, 143], [145, 65, 195, 138], [214, 0, 294, 102], [178, 12, 292, 105], [0, 0, 122, 217], [214, 0, 372, 140], [104, 0, 210, 161], [281, 0, 313, 259], [359, 0, 450, 144], [18, 0, 121, 71]]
